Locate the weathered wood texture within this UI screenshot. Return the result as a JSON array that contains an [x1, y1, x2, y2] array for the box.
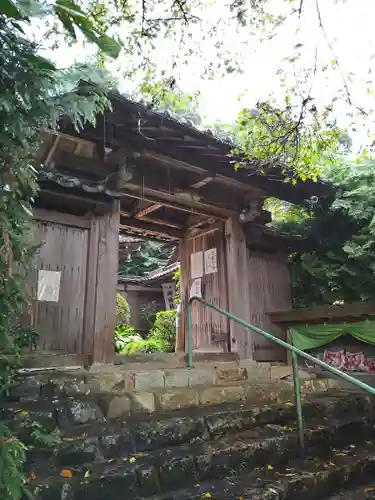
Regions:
[[224, 217, 252, 358], [32, 217, 89, 353], [184, 225, 229, 352], [175, 239, 188, 352], [268, 300, 375, 325], [31, 204, 120, 363], [91, 200, 120, 363], [247, 251, 292, 362]]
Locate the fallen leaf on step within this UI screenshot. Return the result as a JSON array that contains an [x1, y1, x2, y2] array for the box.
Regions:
[[108, 459, 115, 463], [328, 461, 335, 466], [365, 488, 375, 493], [29, 472, 36, 481], [285, 402, 294, 407], [335, 453, 347, 456], [167, 449, 172, 455], [202, 494, 212, 498], [267, 465, 274, 470], [60, 469, 73, 478], [129, 457, 136, 463], [84, 470, 90, 478]]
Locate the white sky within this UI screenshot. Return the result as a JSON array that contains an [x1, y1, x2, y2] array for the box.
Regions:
[[32, 0, 375, 138]]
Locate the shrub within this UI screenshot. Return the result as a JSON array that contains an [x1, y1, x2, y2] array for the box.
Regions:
[[149, 310, 177, 352], [140, 301, 158, 328], [173, 267, 180, 305], [116, 294, 130, 326], [114, 324, 139, 353], [115, 324, 165, 354]]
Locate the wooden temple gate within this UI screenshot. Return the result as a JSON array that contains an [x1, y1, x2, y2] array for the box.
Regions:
[[29, 93, 332, 364]]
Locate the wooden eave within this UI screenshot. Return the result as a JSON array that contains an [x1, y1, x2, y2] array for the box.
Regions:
[[268, 300, 375, 326]]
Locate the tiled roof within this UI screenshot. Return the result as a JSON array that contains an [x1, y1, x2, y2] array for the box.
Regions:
[[118, 261, 179, 284], [38, 168, 122, 198]]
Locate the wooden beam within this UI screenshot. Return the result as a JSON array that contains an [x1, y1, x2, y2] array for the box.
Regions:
[[120, 218, 183, 239], [54, 150, 238, 218], [124, 183, 237, 219], [190, 174, 215, 189], [186, 220, 224, 240], [39, 187, 112, 207], [44, 135, 60, 166], [267, 300, 375, 325], [142, 217, 183, 230], [33, 208, 91, 229], [136, 202, 163, 218]]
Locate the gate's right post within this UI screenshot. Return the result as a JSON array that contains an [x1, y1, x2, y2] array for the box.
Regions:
[[224, 217, 252, 359]]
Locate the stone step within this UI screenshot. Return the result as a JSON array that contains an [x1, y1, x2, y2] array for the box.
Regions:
[[13, 361, 269, 400], [326, 482, 375, 499], [27, 415, 375, 500], [22, 394, 372, 465], [8, 367, 342, 418], [138, 441, 375, 500], [4, 392, 374, 449]]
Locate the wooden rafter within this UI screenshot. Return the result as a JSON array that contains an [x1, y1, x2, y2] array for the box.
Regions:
[[190, 173, 215, 189], [120, 218, 183, 239], [135, 202, 163, 218], [44, 135, 60, 166]]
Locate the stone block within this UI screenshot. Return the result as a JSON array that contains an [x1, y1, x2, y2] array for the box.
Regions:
[[56, 400, 106, 427], [100, 430, 133, 457], [86, 372, 127, 393], [130, 392, 156, 413], [199, 385, 245, 406], [62, 377, 88, 396], [59, 436, 102, 466], [159, 455, 197, 491], [158, 388, 199, 411], [244, 383, 294, 405], [214, 367, 247, 385], [188, 368, 214, 387], [164, 369, 190, 388], [137, 464, 160, 496], [10, 376, 41, 401], [104, 395, 132, 419], [134, 370, 165, 391], [240, 359, 271, 381]]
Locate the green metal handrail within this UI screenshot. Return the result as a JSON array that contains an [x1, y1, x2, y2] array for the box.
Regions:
[[187, 296, 375, 449]]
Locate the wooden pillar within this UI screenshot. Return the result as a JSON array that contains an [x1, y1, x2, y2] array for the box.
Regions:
[[175, 236, 187, 352], [83, 200, 120, 364], [224, 216, 253, 359]]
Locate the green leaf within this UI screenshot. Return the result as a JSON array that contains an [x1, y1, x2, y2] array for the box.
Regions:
[[96, 34, 121, 59], [0, 0, 24, 19]]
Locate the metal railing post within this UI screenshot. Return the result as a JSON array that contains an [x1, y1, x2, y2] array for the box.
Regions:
[[187, 301, 193, 369], [292, 349, 304, 449]]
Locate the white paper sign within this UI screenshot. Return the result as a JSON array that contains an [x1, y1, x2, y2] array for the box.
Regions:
[[37, 270, 61, 302], [204, 248, 218, 274], [190, 251, 203, 279], [161, 282, 175, 310], [189, 278, 202, 299]]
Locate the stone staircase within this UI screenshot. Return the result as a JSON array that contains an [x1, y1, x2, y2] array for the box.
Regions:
[[4, 359, 375, 499]]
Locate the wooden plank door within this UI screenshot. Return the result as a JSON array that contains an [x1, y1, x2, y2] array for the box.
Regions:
[[31, 220, 89, 354], [247, 251, 292, 362], [184, 226, 229, 352]]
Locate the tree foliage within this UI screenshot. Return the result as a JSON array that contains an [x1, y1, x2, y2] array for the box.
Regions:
[[0, 2, 118, 499], [119, 240, 173, 278], [271, 159, 375, 307]]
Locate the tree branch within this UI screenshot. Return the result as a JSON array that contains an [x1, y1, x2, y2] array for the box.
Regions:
[[315, 0, 352, 106]]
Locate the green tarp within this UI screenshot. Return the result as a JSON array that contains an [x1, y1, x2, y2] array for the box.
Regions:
[[291, 320, 375, 351]]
